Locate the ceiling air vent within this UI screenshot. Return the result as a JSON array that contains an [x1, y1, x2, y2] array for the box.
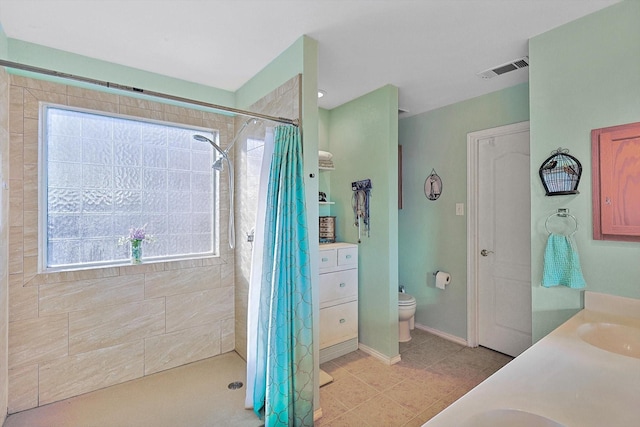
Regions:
[[476, 56, 529, 79]]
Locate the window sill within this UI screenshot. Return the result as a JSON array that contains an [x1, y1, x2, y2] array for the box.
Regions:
[[27, 255, 227, 287]]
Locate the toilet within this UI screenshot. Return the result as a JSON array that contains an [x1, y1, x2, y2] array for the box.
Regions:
[[398, 292, 417, 342]]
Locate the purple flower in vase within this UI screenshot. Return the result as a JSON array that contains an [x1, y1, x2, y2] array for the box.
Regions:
[[118, 224, 155, 245]]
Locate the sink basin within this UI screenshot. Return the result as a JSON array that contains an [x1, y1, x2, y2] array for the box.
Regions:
[[577, 322, 640, 359], [462, 409, 565, 427]]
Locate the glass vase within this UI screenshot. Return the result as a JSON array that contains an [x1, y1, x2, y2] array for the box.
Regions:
[[130, 239, 143, 264]]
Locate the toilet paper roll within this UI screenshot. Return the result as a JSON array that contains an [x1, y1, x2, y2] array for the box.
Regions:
[[435, 271, 451, 290]]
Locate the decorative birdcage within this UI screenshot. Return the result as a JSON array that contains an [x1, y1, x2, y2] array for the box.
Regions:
[[538, 148, 582, 196]]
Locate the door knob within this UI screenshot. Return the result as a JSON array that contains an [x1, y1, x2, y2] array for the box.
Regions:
[[480, 249, 494, 256]]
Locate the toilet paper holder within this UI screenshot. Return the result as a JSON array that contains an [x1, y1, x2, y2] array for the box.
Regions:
[[433, 270, 451, 290]]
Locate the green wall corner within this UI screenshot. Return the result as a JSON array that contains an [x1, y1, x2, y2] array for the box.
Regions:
[[529, 0, 640, 341], [327, 84, 399, 358], [398, 83, 529, 340]]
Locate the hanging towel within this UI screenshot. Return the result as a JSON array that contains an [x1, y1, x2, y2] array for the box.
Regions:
[[542, 233, 586, 289]]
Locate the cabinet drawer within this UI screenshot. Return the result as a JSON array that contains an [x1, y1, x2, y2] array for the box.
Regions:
[[319, 249, 337, 270], [337, 247, 357, 266], [319, 269, 358, 308], [319, 301, 358, 349]]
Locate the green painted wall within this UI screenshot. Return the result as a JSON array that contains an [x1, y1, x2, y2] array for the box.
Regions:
[[235, 37, 303, 110], [398, 83, 529, 339], [4, 39, 235, 108], [529, 0, 640, 341], [327, 85, 399, 358], [318, 108, 330, 151], [318, 108, 332, 218]]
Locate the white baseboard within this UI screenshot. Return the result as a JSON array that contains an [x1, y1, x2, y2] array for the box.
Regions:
[[314, 408, 323, 422], [414, 323, 469, 347], [319, 338, 358, 364], [358, 342, 401, 365]]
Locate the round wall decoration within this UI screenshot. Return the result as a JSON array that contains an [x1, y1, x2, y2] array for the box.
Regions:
[[424, 169, 442, 201]]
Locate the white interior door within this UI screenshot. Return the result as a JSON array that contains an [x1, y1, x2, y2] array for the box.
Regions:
[[475, 124, 531, 357]]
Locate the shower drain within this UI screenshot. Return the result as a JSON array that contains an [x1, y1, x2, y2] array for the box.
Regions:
[[228, 381, 244, 390]]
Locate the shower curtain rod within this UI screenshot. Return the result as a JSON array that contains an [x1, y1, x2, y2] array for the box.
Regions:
[[0, 59, 299, 126]]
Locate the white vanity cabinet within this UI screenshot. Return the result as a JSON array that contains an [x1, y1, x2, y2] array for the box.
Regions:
[[318, 242, 358, 363]]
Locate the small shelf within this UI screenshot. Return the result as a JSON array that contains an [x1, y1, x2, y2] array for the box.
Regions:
[[319, 166, 335, 171], [319, 201, 335, 205]]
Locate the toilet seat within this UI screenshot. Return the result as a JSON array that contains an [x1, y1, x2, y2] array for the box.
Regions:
[[398, 292, 416, 306]]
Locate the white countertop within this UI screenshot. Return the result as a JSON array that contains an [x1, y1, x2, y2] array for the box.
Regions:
[[424, 292, 640, 427]]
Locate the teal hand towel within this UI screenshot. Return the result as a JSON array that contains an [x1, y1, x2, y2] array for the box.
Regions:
[[542, 233, 586, 289]]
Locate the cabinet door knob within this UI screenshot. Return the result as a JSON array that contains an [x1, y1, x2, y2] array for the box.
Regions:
[[345, 255, 352, 259], [339, 282, 346, 288], [322, 257, 328, 262], [339, 319, 346, 324]]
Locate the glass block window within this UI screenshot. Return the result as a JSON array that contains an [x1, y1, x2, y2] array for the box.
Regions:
[[43, 105, 217, 269]]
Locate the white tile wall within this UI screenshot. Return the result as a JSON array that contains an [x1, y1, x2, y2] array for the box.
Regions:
[[0, 66, 11, 424], [233, 75, 300, 360], [7, 76, 235, 412]]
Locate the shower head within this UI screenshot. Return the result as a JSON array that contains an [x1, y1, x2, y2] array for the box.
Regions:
[[193, 133, 226, 157], [193, 134, 223, 152], [192, 134, 212, 143], [212, 158, 225, 171], [193, 134, 228, 172]]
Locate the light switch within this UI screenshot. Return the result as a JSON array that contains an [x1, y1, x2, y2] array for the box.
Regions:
[[456, 203, 464, 216]]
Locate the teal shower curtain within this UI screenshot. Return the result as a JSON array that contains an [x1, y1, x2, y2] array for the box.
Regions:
[[253, 125, 314, 426]]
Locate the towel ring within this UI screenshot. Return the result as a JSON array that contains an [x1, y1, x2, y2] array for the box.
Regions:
[[545, 209, 578, 236]]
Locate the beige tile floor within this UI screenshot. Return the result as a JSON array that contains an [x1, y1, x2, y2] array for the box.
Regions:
[[317, 329, 512, 427], [3, 329, 511, 427]]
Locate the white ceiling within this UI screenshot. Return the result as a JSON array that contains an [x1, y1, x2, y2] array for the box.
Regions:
[[0, 0, 620, 117]]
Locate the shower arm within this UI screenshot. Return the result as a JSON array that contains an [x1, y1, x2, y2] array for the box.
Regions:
[[209, 140, 227, 158], [193, 134, 227, 172], [221, 118, 259, 157]]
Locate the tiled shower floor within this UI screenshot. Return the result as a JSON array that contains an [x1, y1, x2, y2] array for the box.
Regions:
[[4, 329, 511, 427], [3, 352, 262, 427]]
